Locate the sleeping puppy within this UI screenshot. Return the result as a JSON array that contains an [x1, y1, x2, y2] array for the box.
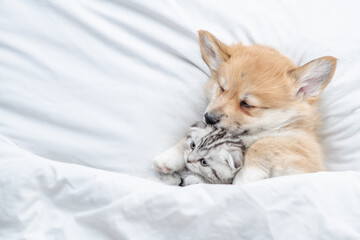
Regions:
[[153, 30, 337, 185]]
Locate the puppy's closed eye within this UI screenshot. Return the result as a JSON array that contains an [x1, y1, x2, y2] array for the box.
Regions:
[[240, 100, 253, 108]]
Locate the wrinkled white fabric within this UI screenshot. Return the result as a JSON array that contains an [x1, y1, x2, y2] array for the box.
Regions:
[[1, 0, 360, 239]]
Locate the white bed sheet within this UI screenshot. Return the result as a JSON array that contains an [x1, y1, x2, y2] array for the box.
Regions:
[[1, 136, 360, 239], [1, 0, 360, 239]]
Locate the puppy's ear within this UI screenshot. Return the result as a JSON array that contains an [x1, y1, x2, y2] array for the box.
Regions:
[[198, 30, 231, 73], [289, 56, 337, 101], [226, 150, 243, 169]]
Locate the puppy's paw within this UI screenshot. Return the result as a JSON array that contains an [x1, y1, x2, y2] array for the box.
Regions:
[[153, 148, 184, 174]]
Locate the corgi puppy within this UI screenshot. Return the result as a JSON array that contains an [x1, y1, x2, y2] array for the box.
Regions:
[[153, 30, 337, 185]]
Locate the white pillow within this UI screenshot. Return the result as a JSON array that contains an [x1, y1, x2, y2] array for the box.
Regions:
[[0, 0, 359, 178]]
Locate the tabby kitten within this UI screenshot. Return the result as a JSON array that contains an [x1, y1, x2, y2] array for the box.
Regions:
[[158, 122, 245, 186]]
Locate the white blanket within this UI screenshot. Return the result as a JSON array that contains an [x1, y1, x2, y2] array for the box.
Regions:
[[1, 0, 360, 239]]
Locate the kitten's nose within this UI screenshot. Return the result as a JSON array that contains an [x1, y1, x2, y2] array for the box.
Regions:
[[204, 112, 219, 125]]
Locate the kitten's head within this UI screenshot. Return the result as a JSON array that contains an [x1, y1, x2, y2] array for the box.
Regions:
[[184, 122, 244, 184]]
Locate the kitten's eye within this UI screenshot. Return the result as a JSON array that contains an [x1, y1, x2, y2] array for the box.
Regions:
[[220, 86, 225, 92], [200, 159, 208, 166], [190, 141, 196, 150], [240, 100, 253, 108]]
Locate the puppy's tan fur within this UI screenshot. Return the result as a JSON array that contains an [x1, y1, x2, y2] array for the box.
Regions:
[[154, 30, 337, 185]]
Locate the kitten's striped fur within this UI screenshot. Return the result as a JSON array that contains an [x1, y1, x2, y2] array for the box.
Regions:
[[158, 122, 245, 186]]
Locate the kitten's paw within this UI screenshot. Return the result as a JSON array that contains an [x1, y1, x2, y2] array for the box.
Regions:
[[157, 173, 182, 186], [153, 155, 174, 174], [183, 175, 204, 186], [153, 148, 184, 174]]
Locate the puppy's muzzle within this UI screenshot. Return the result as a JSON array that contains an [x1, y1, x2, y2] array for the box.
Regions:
[[204, 112, 220, 125]]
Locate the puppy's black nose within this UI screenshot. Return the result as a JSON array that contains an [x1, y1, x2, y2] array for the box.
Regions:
[[204, 112, 219, 125]]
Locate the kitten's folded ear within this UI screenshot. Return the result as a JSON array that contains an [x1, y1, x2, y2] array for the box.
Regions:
[[191, 122, 207, 129], [227, 150, 243, 169]]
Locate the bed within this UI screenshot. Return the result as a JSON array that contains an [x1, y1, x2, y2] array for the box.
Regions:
[[1, 0, 360, 239]]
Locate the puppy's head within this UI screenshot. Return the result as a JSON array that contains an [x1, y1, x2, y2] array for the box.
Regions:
[[199, 30, 337, 133]]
